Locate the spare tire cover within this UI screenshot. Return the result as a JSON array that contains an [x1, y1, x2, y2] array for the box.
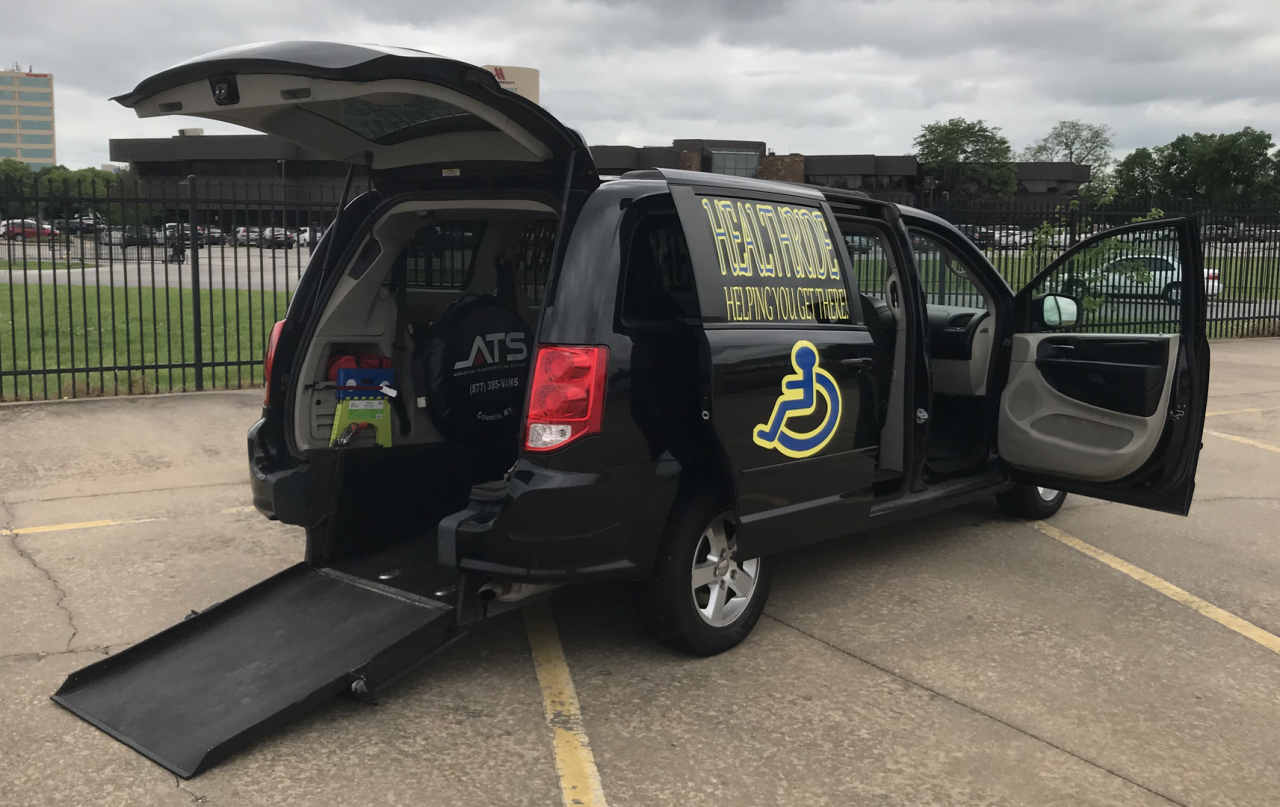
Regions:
[[424, 296, 533, 441]]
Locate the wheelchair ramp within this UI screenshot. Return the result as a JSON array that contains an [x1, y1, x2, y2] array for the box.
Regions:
[[52, 563, 457, 779]]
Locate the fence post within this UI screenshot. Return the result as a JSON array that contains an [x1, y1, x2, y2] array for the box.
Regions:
[[188, 175, 204, 390], [1068, 194, 1081, 247]]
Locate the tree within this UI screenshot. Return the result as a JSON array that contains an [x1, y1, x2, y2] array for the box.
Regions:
[[1157, 127, 1278, 205], [914, 118, 1017, 201], [1113, 147, 1161, 206], [1021, 120, 1115, 171], [1112, 127, 1279, 206], [0, 158, 35, 192]]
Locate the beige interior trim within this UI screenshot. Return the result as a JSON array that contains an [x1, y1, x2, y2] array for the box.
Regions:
[[930, 318, 993, 397], [998, 333, 1179, 481], [137, 76, 554, 167]]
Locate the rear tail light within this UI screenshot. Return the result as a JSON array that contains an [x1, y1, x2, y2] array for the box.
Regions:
[[525, 345, 607, 451], [263, 320, 285, 406], [1205, 269, 1219, 280]]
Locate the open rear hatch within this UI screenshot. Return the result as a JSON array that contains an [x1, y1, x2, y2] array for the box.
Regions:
[[109, 40, 598, 191], [53, 557, 458, 779]]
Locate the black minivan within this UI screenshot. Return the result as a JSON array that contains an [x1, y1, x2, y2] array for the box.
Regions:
[[131, 40, 1211, 652], [52, 41, 1211, 778]]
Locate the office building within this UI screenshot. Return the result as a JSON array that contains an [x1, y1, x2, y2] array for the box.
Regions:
[[0, 67, 55, 169]]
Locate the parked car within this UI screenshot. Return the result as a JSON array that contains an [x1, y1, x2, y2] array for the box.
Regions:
[[68, 42, 1213, 779], [1, 219, 58, 240], [52, 217, 100, 235], [160, 223, 204, 247], [954, 224, 994, 250], [296, 225, 324, 247], [204, 227, 227, 245], [235, 226, 262, 247], [1200, 224, 1232, 242], [1061, 254, 1220, 303], [98, 226, 153, 248], [990, 226, 1031, 248], [259, 227, 295, 249]]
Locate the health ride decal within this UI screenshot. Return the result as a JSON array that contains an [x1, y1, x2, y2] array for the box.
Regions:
[[752, 340, 842, 458], [699, 196, 851, 324]]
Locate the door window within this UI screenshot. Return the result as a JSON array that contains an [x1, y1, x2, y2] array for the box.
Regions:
[[841, 223, 897, 304], [621, 207, 700, 324], [909, 232, 989, 309], [1025, 224, 1183, 334]]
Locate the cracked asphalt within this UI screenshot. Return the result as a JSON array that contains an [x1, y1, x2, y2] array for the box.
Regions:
[[1, 338, 1278, 807]]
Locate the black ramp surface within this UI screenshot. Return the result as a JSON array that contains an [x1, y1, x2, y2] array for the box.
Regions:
[[52, 563, 455, 778]]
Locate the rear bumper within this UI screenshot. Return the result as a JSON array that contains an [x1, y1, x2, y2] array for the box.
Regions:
[[438, 456, 680, 584], [247, 418, 310, 525]]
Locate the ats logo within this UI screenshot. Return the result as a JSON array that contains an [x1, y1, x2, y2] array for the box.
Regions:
[[454, 332, 528, 369], [752, 340, 842, 458]]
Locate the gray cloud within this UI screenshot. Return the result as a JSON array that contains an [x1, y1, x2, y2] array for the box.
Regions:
[[4, 0, 1280, 167]]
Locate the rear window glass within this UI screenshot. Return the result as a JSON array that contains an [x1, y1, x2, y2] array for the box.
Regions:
[[394, 220, 487, 289], [301, 95, 496, 146], [622, 209, 700, 324], [693, 195, 853, 325]]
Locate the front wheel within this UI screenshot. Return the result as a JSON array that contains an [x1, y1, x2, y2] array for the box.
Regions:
[[1162, 282, 1182, 305], [997, 483, 1067, 519], [636, 490, 771, 656]]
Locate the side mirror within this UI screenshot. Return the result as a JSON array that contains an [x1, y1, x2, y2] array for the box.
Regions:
[[1037, 294, 1080, 329]]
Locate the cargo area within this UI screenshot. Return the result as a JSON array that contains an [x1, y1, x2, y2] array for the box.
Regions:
[[296, 198, 558, 563]]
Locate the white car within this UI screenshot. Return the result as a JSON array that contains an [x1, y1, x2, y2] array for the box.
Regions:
[[1063, 254, 1220, 304], [991, 227, 1031, 248]]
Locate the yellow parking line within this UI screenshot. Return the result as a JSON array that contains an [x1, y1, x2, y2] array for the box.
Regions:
[[0, 518, 158, 536], [1032, 521, 1280, 655], [1205, 429, 1280, 454], [1205, 407, 1277, 417], [525, 600, 609, 807]]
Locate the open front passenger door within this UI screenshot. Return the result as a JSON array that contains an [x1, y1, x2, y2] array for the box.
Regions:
[[997, 218, 1210, 515]]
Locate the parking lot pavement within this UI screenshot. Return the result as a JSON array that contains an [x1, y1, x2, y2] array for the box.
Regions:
[[1, 339, 1278, 807]]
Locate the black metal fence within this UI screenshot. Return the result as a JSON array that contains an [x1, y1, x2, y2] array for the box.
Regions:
[[0, 176, 370, 400], [914, 199, 1280, 339], [2, 180, 1278, 402]]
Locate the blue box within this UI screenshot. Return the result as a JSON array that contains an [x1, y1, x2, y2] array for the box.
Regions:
[[335, 367, 395, 399]]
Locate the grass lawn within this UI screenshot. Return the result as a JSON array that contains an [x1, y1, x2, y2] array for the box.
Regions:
[[0, 282, 291, 400]]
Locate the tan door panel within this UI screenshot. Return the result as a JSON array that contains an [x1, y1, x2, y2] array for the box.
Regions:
[[999, 333, 1178, 481]]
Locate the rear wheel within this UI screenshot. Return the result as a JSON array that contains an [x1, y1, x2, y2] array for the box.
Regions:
[[997, 483, 1067, 519], [1162, 282, 1182, 305], [636, 489, 771, 656]]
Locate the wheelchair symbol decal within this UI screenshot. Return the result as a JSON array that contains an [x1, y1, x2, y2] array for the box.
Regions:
[[752, 340, 842, 458]]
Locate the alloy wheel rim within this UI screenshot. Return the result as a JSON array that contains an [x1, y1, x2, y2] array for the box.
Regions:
[[690, 514, 759, 628], [1037, 486, 1060, 502]]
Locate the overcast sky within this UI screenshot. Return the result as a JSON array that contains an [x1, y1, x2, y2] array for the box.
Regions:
[[6, 0, 1280, 168]]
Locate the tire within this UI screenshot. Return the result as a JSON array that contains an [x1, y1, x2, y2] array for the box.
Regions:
[[636, 488, 771, 656], [997, 483, 1067, 519], [1162, 282, 1182, 306]]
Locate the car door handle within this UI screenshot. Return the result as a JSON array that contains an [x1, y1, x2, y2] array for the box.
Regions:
[[840, 357, 875, 373]]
